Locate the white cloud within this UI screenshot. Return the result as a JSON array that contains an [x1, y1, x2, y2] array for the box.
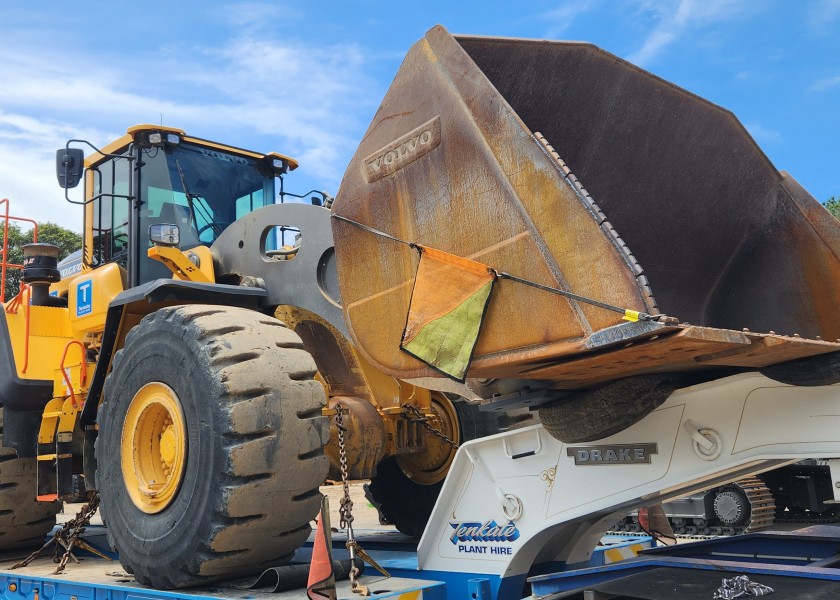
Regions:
[[808, 0, 840, 31], [626, 0, 751, 66], [0, 21, 379, 234], [629, 29, 677, 65], [542, 0, 598, 38], [811, 75, 840, 92], [0, 112, 108, 232], [219, 2, 299, 29], [743, 122, 782, 145]]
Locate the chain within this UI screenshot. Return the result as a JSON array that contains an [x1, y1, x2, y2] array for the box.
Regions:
[[335, 405, 353, 531], [333, 404, 388, 596], [401, 403, 459, 449], [13, 492, 110, 574], [334, 405, 367, 595]]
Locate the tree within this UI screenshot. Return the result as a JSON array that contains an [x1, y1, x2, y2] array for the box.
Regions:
[[0, 222, 82, 301], [825, 196, 840, 220]]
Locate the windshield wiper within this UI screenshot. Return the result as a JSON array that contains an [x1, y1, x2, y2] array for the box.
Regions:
[[174, 159, 223, 238]]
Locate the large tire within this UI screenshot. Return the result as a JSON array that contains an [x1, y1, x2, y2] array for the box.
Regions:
[[0, 410, 62, 549], [760, 351, 840, 387], [96, 305, 328, 589], [538, 374, 684, 443], [366, 400, 536, 538]]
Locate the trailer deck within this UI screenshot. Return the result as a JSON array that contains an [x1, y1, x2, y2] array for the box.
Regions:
[[530, 525, 840, 599], [6, 523, 840, 598], [0, 528, 650, 600]]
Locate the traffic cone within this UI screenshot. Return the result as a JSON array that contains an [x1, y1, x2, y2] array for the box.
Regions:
[[307, 495, 336, 600]]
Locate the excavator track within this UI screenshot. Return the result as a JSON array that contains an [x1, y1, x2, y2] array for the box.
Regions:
[[612, 477, 776, 538], [734, 477, 777, 533]]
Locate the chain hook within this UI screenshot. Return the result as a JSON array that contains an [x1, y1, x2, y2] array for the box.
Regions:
[[401, 403, 460, 449], [12, 492, 108, 574]]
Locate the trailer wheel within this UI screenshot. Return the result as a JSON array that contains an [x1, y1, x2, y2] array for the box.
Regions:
[[0, 410, 62, 550], [538, 374, 684, 443], [365, 398, 536, 538], [760, 351, 840, 387], [96, 305, 328, 589]]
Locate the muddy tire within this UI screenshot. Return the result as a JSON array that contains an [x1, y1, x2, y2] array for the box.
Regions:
[[96, 305, 328, 589], [538, 374, 684, 443], [0, 410, 62, 550], [366, 400, 536, 538], [760, 351, 840, 387]]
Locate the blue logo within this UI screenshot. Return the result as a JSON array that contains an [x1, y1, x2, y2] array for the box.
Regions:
[[76, 280, 92, 317], [449, 520, 520, 544]]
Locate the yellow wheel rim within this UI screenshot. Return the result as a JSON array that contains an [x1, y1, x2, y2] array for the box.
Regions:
[[121, 382, 187, 514], [397, 393, 460, 485]]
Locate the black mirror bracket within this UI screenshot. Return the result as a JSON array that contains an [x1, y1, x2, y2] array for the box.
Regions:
[[56, 140, 136, 206]]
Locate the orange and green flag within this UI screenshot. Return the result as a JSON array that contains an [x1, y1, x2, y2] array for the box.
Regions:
[[401, 246, 496, 382]]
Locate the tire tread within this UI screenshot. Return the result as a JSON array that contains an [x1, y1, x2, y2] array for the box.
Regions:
[[97, 305, 327, 588]]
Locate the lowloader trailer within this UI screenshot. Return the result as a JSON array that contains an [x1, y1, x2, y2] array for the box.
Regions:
[[2, 23, 840, 599], [5, 371, 840, 599]]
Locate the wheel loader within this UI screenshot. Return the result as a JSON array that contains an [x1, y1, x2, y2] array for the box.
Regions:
[[1, 24, 839, 590]]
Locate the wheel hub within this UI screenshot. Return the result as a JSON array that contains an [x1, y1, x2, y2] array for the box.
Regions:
[[397, 393, 460, 485], [714, 490, 744, 525], [121, 382, 187, 513]]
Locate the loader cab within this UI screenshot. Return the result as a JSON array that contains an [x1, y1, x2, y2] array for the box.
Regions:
[[59, 125, 296, 288]]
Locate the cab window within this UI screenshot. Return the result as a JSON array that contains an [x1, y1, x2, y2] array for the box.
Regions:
[[89, 156, 131, 268]]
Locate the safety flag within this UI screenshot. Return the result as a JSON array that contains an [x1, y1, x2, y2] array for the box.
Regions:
[[401, 245, 496, 382], [637, 504, 676, 546], [307, 496, 336, 600]]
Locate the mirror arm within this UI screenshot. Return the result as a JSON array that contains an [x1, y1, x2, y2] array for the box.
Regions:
[[61, 140, 136, 205]]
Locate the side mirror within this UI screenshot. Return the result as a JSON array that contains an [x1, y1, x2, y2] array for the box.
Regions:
[[149, 224, 180, 247], [56, 148, 85, 189]]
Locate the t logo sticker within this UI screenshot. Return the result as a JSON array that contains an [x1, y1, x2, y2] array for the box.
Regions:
[[77, 280, 93, 317]]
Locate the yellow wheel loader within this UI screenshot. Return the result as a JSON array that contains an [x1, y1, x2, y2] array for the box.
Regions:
[[0, 123, 519, 587], [1, 25, 839, 590]]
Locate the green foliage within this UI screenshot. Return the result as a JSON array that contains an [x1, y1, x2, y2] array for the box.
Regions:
[[0, 222, 82, 301], [825, 196, 840, 220]]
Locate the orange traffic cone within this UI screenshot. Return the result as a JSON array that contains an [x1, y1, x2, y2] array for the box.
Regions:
[[307, 495, 336, 600]]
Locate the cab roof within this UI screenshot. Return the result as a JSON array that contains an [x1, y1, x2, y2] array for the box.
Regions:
[[84, 124, 298, 172]]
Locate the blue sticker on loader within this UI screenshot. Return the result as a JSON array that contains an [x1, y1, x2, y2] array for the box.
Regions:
[[77, 280, 92, 316]]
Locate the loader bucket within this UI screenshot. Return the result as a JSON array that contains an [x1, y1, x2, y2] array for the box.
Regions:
[[332, 25, 840, 384]]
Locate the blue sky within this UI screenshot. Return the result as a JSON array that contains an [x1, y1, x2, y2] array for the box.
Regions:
[[1, 0, 838, 233]]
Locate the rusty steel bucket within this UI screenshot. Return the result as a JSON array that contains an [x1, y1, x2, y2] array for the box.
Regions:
[[331, 25, 840, 385]]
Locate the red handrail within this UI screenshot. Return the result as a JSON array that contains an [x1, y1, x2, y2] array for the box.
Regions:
[[4, 283, 32, 373], [0, 198, 39, 303], [60, 340, 89, 409]]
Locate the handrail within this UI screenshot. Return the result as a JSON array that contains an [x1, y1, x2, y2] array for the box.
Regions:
[[4, 283, 31, 373], [60, 340, 89, 409], [0, 198, 39, 303]]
